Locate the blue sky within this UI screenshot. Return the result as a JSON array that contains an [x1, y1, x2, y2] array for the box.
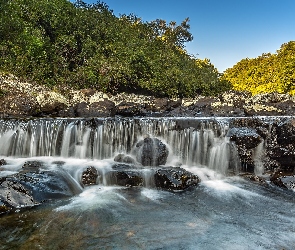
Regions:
[[83, 0, 295, 72]]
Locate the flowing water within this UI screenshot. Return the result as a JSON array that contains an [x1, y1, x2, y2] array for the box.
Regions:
[[0, 117, 294, 249]]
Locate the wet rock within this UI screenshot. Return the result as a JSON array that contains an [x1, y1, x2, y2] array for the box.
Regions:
[[106, 164, 143, 187], [0, 168, 82, 214], [228, 127, 263, 172], [228, 127, 262, 149], [114, 154, 136, 164], [134, 137, 169, 166], [0, 159, 7, 166], [114, 171, 143, 187], [270, 171, 295, 190], [240, 173, 267, 185], [154, 167, 199, 192], [21, 160, 43, 173], [276, 119, 295, 145], [81, 166, 99, 186]]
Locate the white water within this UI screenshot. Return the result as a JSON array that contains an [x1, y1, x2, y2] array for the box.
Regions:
[[0, 118, 246, 174], [1, 118, 295, 249]]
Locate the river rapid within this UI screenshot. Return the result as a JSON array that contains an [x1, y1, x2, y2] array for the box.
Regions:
[[0, 117, 294, 249]]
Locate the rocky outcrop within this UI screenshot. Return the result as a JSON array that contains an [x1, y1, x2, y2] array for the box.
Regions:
[[1, 74, 295, 118]]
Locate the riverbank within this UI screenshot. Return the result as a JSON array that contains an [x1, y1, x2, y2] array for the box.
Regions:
[[1, 73, 295, 118]]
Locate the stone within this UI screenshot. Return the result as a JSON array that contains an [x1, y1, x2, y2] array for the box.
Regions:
[[81, 166, 99, 186], [154, 167, 199, 192], [0, 166, 82, 214], [115, 101, 146, 116], [114, 154, 136, 164], [134, 137, 169, 166], [105, 163, 144, 187], [270, 171, 295, 190]]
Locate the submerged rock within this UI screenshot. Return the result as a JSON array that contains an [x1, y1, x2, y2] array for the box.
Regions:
[[134, 137, 169, 166], [154, 167, 199, 192]]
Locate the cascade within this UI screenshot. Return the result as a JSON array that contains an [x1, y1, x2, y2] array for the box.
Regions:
[[0, 118, 243, 173]]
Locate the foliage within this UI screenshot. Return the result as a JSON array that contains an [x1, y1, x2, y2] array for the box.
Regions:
[[222, 41, 295, 96], [0, 0, 229, 97]]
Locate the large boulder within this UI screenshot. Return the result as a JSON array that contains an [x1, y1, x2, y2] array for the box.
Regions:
[[154, 167, 199, 192], [134, 137, 169, 166], [0, 161, 81, 214]]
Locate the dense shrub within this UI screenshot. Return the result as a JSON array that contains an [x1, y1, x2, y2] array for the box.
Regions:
[[0, 0, 230, 97]]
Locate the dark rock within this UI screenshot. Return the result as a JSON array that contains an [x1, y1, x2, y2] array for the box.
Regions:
[[114, 154, 136, 164], [40, 101, 67, 116], [116, 101, 146, 116], [276, 119, 295, 144], [0, 159, 7, 166], [228, 127, 263, 172], [270, 171, 295, 190], [89, 100, 116, 117], [154, 167, 199, 192], [81, 166, 99, 186], [228, 127, 262, 149], [0, 168, 82, 213], [240, 173, 267, 185], [189, 97, 216, 116], [75, 100, 115, 117], [0, 93, 40, 117], [105, 163, 144, 187], [134, 137, 169, 166], [21, 160, 43, 173], [114, 171, 143, 187]]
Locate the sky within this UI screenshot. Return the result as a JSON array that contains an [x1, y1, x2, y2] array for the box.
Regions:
[[83, 0, 295, 72]]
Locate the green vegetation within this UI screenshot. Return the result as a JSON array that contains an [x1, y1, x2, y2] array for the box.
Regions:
[[222, 41, 295, 96], [0, 0, 230, 97]]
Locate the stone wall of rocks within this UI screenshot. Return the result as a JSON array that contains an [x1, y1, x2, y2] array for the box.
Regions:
[[1, 74, 295, 118]]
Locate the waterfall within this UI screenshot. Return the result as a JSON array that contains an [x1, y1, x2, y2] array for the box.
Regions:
[[0, 118, 240, 174]]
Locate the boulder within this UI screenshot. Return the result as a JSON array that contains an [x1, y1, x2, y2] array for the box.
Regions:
[[74, 100, 116, 117], [81, 166, 99, 186], [106, 163, 143, 187], [134, 137, 169, 166], [0, 159, 7, 166], [0, 161, 82, 214], [0, 93, 40, 117], [115, 101, 146, 116], [228, 127, 263, 172], [154, 167, 199, 192], [114, 154, 136, 164]]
